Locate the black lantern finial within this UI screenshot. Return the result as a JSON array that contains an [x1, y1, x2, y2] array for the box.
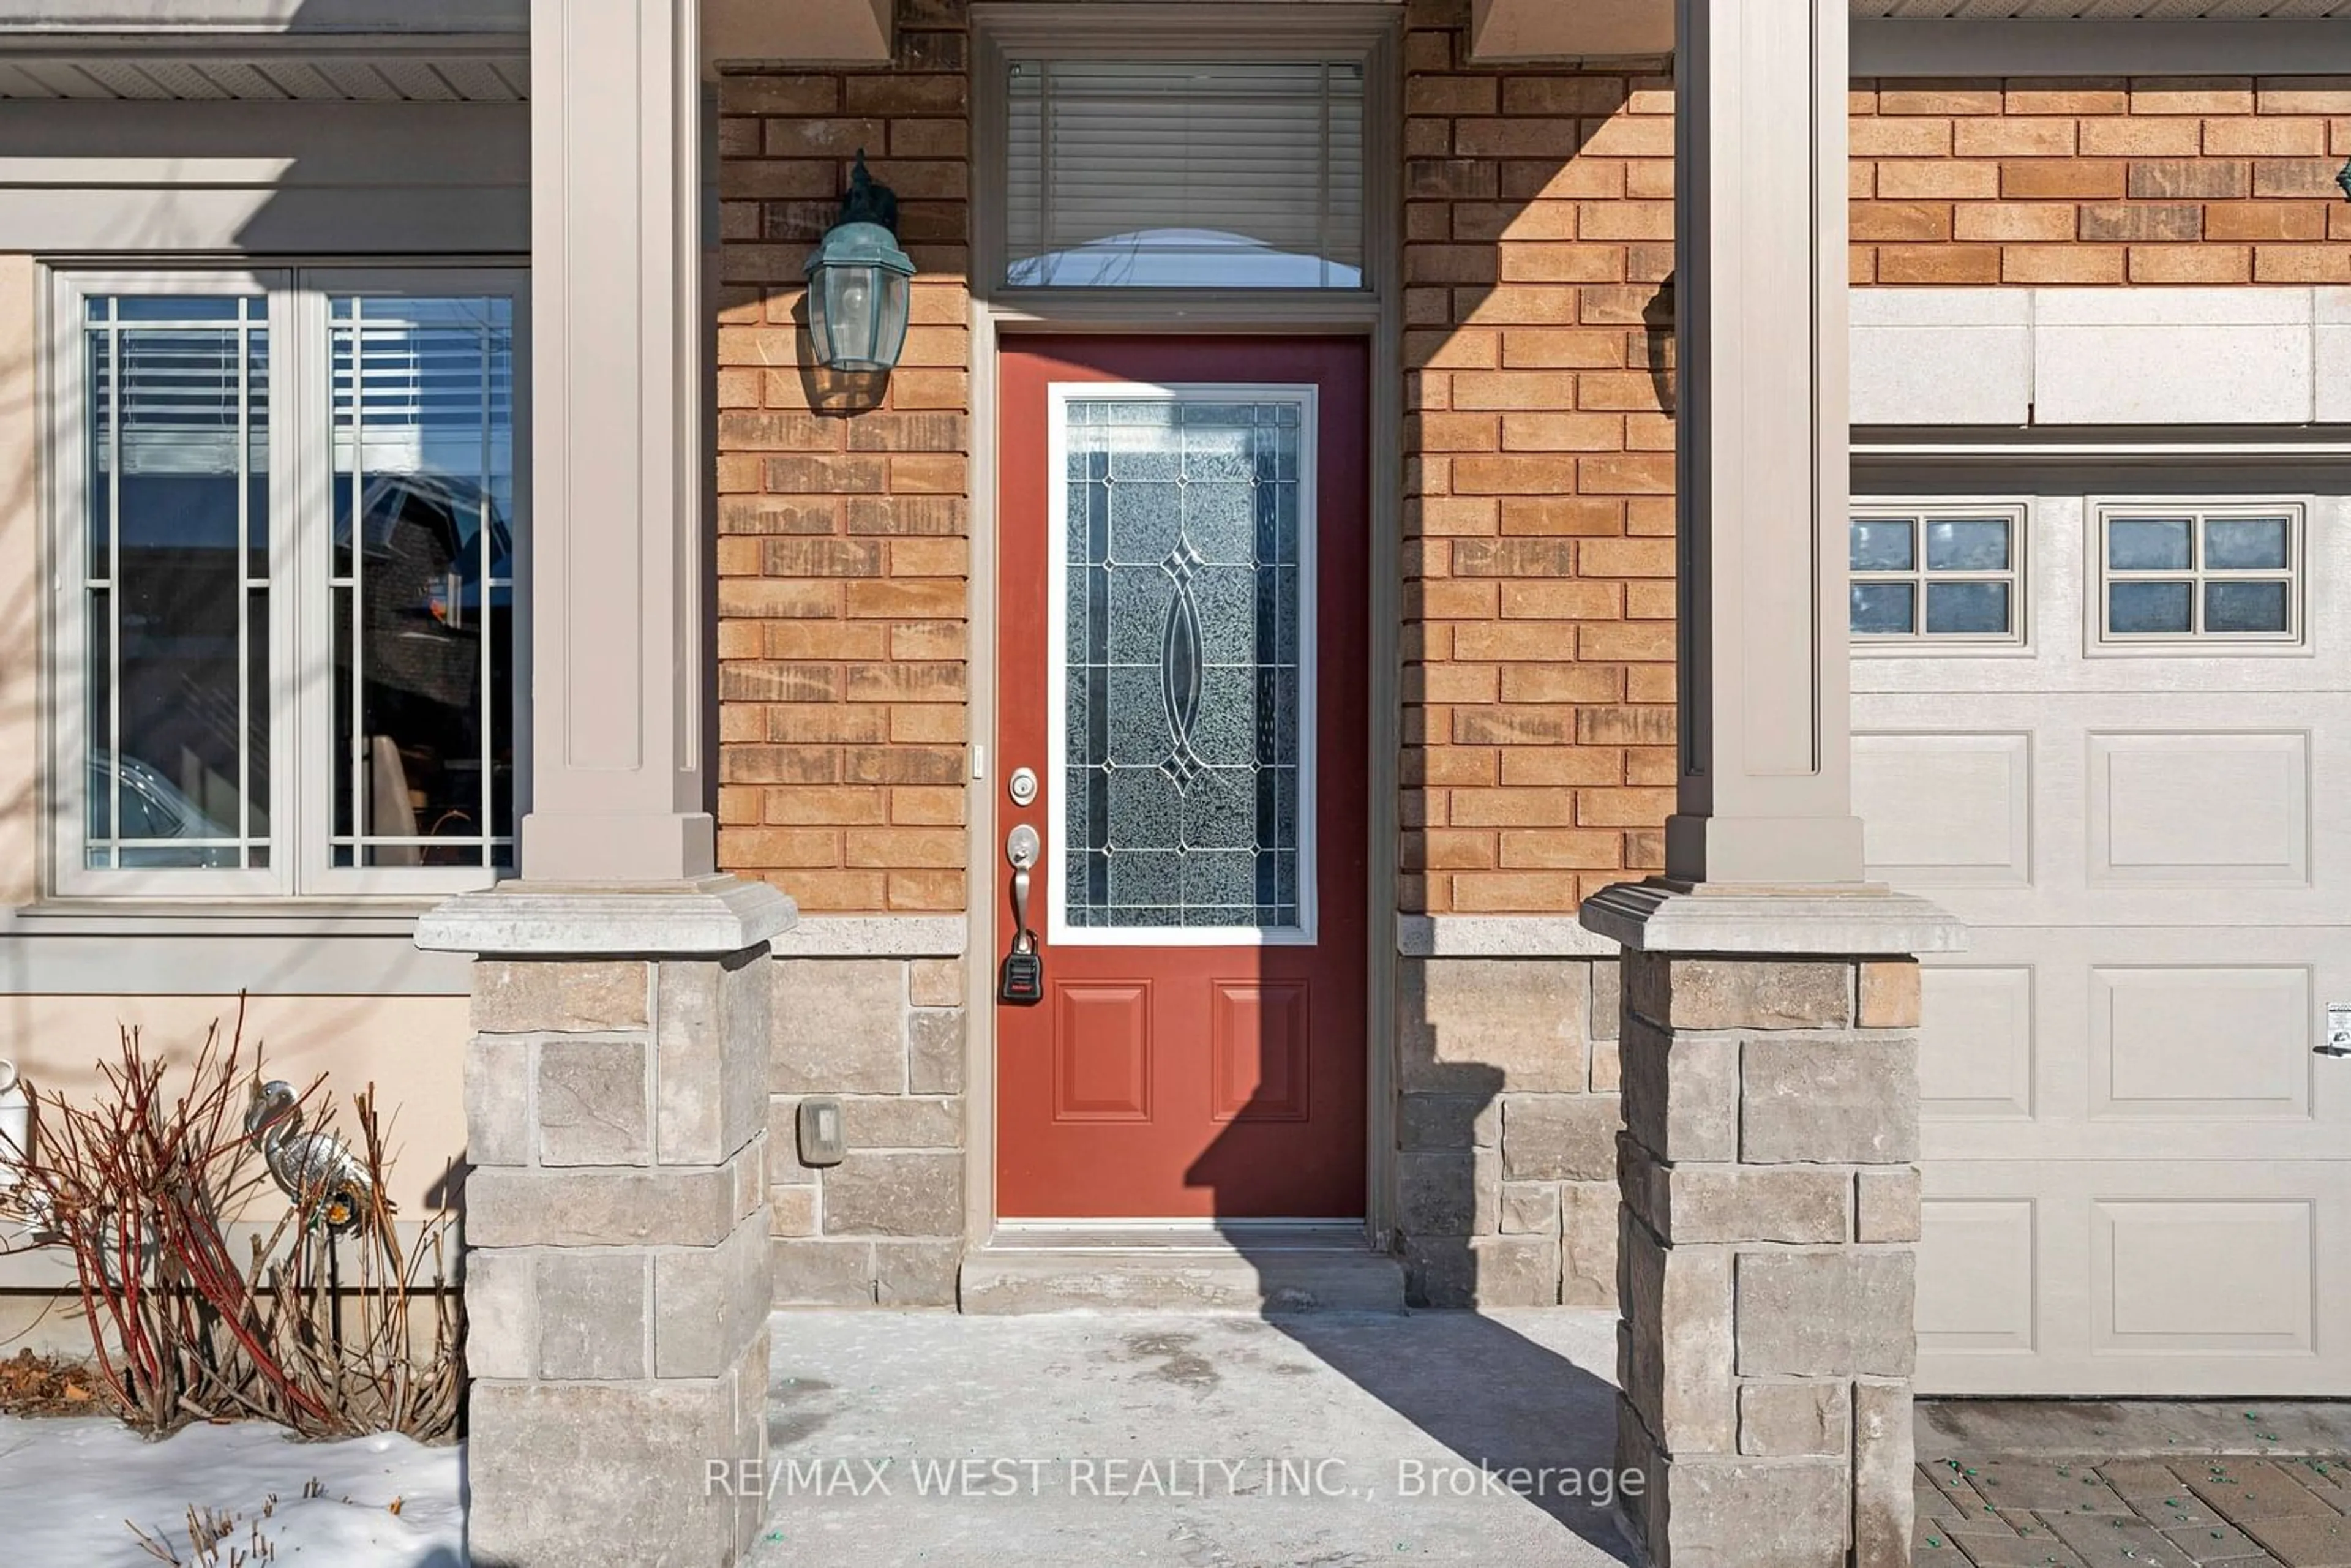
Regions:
[[804, 148, 915, 376], [839, 151, 898, 231]]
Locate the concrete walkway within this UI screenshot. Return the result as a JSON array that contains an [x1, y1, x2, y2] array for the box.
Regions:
[[749, 1308, 1632, 1567]]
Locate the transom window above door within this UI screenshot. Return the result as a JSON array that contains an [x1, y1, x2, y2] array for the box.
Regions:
[[2094, 503, 2304, 648], [54, 269, 526, 897], [1850, 506, 2026, 647], [997, 58, 1368, 291]]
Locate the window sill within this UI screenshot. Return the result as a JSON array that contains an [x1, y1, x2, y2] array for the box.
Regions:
[[3, 899, 443, 938], [0, 901, 470, 994]]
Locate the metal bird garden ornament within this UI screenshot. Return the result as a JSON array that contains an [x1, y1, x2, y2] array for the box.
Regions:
[[244, 1079, 375, 1234]]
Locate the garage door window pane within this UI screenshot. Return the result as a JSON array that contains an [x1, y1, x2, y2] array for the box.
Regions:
[[1927, 519, 2009, 572], [2110, 580, 2193, 635], [1851, 581, 1914, 635], [2109, 518, 2192, 571], [2204, 580, 2290, 634], [2098, 505, 2301, 646], [2205, 517, 2290, 571], [1925, 580, 2010, 636], [1850, 519, 1914, 571], [1851, 506, 2023, 645]]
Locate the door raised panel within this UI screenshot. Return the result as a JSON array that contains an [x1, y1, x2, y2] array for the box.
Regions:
[[1209, 981, 1310, 1123], [1052, 983, 1152, 1122]]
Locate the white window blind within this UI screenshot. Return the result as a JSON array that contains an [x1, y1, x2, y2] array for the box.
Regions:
[[1005, 59, 1366, 290]]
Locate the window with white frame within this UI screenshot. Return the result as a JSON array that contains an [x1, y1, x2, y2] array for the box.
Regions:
[[2094, 503, 2303, 646], [1850, 507, 2025, 644], [55, 269, 525, 897]]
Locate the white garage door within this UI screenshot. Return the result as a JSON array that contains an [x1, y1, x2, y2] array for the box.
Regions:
[[1851, 466, 2351, 1396]]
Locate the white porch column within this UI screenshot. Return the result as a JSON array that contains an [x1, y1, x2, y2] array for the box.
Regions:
[[416, 7, 797, 1566], [1663, 0, 1865, 888], [1584, 4, 1963, 1564], [522, 0, 714, 882]]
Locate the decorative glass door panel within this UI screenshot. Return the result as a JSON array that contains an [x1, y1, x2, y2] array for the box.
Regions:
[[997, 339, 1367, 1220], [1052, 389, 1316, 942]]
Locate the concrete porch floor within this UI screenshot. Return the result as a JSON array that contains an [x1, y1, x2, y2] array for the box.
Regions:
[[750, 1307, 1633, 1567]]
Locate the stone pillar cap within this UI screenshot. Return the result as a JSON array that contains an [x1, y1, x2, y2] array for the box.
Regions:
[[1579, 878, 1966, 956], [414, 875, 797, 957]]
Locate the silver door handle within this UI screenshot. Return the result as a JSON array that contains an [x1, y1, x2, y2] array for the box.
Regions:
[[1006, 825, 1040, 953]]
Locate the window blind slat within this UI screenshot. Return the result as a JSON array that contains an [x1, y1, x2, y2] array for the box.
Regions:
[[1005, 58, 1367, 289]]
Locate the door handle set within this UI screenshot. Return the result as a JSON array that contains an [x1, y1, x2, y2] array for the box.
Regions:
[[1000, 822, 1044, 1004]]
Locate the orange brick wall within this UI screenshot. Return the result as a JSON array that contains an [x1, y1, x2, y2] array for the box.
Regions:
[[1400, 6, 1678, 915], [1853, 76, 2351, 286], [713, 0, 973, 913], [709, 4, 2351, 920]]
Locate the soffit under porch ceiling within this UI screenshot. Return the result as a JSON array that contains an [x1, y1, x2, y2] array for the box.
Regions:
[[1853, 1, 2351, 18], [0, 0, 526, 100], [0, 54, 525, 100]]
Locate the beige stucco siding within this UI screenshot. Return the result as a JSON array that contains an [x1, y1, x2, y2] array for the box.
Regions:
[[2, 992, 470, 1212]]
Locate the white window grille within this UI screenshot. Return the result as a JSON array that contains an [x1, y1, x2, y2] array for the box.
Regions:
[[53, 268, 528, 898], [1850, 506, 2027, 647], [2094, 503, 2304, 648]]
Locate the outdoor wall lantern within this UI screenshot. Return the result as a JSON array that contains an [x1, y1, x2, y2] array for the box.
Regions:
[[2338, 156, 2351, 204], [805, 152, 914, 376]]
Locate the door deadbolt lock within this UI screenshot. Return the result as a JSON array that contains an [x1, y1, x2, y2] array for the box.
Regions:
[[1008, 767, 1038, 808]]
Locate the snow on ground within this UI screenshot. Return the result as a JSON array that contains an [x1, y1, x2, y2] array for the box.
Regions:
[[0, 1414, 463, 1566]]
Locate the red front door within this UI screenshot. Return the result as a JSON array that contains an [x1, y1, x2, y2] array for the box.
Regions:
[[995, 337, 1369, 1219]]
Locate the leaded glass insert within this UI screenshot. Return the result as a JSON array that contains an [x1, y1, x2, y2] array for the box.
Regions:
[[1060, 396, 1308, 932]]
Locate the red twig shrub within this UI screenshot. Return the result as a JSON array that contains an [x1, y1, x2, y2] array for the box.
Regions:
[[1, 1002, 460, 1439]]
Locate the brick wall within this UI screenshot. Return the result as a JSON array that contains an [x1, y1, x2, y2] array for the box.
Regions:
[[1853, 76, 2351, 286], [1401, 6, 1679, 918], [713, 0, 973, 915]]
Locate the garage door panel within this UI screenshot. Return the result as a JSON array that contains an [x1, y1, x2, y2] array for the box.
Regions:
[[1918, 1197, 2038, 1354], [1923, 932, 2343, 1162], [2094, 1199, 2314, 1356], [1858, 480, 2351, 1397], [1854, 731, 2032, 886], [1921, 1162, 2346, 1396], [1919, 964, 2036, 1119], [2088, 730, 2310, 887], [2090, 965, 2312, 1120]]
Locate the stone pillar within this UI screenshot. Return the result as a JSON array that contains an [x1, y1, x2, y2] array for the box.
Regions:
[[1580, 2, 1967, 1562], [419, 879, 793, 1567], [1583, 896, 1958, 1566]]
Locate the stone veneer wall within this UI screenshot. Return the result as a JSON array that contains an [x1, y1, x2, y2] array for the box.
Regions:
[[1395, 952, 1621, 1307], [767, 953, 967, 1305], [1852, 75, 2351, 285]]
